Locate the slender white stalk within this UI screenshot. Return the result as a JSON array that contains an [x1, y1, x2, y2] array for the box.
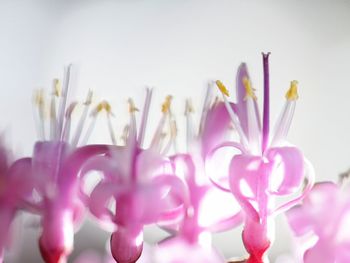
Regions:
[[61, 102, 77, 142], [57, 65, 72, 139], [138, 88, 153, 148], [32, 104, 43, 140], [50, 80, 58, 140], [270, 100, 296, 147], [185, 99, 196, 150], [150, 96, 172, 149], [198, 84, 213, 135], [120, 124, 130, 145], [271, 81, 299, 147], [71, 90, 93, 147], [215, 80, 249, 150], [222, 95, 249, 150], [246, 97, 261, 154], [127, 98, 138, 142], [80, 114, 97, 145], [107, 113, 117, 145], [161, 115, 177, 155], [35, 89, 46, 140]]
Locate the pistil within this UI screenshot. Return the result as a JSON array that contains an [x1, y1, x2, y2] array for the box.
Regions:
[[262, 52, 270, 153]]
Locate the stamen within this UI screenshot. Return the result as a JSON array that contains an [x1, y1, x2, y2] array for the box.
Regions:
[[53, 78, 61, 97], [100, 100, 116, 145], [81, 100, 112, 145], [199, 84, 214, 135], [161, 95, 173, 113], [215, 81, 250, 150], [71, 90, 93, 146], [34, 89, 46, 140], [57, 65, 72, 139], [270, 81, 299, 146], [215, 80, 230, 97], [185, 99, 195, 149], [285, 80, 299, 101], [120, 124, 130, 145], [242, 77, 257, 100], [150, 95, 173, 149], [138, 88, 153, 148], [61, 102, 78, 142], [96, 101, 112, 114], [128, 98, 139, 113], [127, 98, 138, 145], [50, 79, 59, 140], [161, 115, 178, 154]]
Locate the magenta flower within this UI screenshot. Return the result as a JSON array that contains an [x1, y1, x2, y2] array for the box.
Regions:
[[287, 182, 350, 263], [211, 54, 315, 262], [155, 87, 243, 262], [80, 91, 187, 263], [0, 138, 34, 262], [18, 66, 107, 263]]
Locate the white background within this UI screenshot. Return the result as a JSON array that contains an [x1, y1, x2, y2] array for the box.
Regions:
[[1, 0, 350, 262]]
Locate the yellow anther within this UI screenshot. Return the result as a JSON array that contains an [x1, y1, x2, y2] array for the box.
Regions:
[[53, 79, 61, 97], [96, 101, 112, 113], [216, 80, 230, 97], [185, 99, 194, 115], [285, 80, 299, 101], [242, 77, 257, 100], [127, 98, 139, 113], [34, 89, 45, 106], [161, 95, 173, 113]]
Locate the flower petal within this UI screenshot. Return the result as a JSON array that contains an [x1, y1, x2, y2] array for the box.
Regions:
[[267, 146, 304, 195], [229, 154, 262, 222], [200, 102, 232, 157], [89, 180, 122, 226], [235, 63, 261, 135], [205, 141, 246, 192]]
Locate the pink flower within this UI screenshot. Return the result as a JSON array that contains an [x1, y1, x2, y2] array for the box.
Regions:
[[0, 137, 33, 262], [155, 87, 243, 262], [287, 182, 350, 263], [80, 91, 187, 263], [18, 66, 104, 263], [211, 54, 315, 262]]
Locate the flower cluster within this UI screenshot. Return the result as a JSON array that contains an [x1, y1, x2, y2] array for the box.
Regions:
[[0, 54, 346, 263]]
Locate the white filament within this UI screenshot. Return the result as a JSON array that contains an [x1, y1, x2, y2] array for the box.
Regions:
[[271, 100, 296, 147]]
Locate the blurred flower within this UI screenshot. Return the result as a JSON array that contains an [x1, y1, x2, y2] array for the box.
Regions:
[[287, 181, 350, 263], [0, 137, 34, 262], [154, 86, 243, 262], [80, 90, 187, 263], [212, 54, 314, 263], [18, 65, 106, 263]]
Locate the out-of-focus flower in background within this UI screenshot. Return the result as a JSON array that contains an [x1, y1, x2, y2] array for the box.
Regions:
[[287, 179, 350, 263]]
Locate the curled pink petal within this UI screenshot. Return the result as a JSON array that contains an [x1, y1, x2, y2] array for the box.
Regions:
[[89, 180, 121, 224], [266, 147, 304, 195]]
